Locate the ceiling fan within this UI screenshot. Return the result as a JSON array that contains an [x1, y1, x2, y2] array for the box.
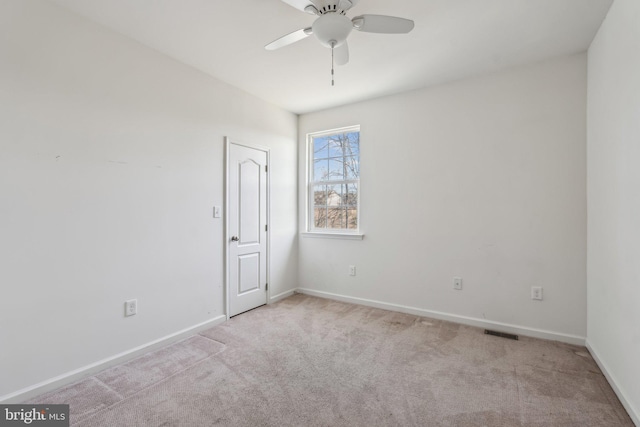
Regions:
[[266, 0, 415, 84]]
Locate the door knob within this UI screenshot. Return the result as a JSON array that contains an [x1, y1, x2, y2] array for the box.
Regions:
[[230, 236, 239, 242]]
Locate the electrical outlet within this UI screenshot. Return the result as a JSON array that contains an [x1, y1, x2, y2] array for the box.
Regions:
[[349, 265, 356, 276], [125, 299, 137, 316], [453, 277, 463, 290], [531, 287, 543, 301]]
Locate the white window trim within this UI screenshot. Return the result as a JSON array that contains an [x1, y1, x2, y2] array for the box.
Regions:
[[301, 231, 364, 240], [305, 125, 363, 239]]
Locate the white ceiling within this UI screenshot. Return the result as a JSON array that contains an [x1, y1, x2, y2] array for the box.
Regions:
[[48, 0, 612, 114]]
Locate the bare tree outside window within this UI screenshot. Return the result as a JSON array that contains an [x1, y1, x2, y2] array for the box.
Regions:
[[309, 128, 360, 231]]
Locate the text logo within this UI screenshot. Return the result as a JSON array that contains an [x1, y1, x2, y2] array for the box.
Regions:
[[0, 405, 69, 427]]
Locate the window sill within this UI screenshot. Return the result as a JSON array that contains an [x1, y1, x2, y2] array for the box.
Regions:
[[301, 232, 364, 241]]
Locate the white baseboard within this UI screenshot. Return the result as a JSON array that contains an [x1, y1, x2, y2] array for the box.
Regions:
[[269, 289, 296, 304], [0, 315, 227, 404], [2, 291, 597, 407], [586, 340, 639, 426], [296, 288, 586, 346]]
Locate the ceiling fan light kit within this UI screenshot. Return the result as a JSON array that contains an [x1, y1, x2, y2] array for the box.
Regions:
[[266, 0, 415, 84], [312, 13, 353, 48]]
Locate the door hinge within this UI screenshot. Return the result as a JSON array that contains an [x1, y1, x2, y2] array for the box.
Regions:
[[265, 165, 268, 173], [265, 224, 268, 232], [265, 283, 269, 291]]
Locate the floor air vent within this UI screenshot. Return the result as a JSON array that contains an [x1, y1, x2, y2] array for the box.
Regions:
[[484, 329, 519, 340]]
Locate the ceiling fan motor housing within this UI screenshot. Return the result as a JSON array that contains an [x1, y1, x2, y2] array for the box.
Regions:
[[312, 13, 353, 48], [313, 0, 352, 15]]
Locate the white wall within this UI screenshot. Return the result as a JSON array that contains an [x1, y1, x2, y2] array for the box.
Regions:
[[298, 54, 587, 342], [0, 0, 297, 399], [587, 0, 640, 422]]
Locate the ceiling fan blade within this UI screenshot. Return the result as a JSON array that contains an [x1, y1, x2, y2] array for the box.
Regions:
[[337, 0, 356, 11], [265, 28, 313, 51], [352, 14, 415, 34], [335, 41, 349, 66], [347, 0, 360, 8], [281, 0, 319, 14]]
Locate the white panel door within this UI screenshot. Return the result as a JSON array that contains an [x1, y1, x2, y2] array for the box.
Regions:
[[228, 141, 268, 317]]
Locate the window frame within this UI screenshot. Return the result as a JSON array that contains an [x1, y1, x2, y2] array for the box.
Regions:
[[304, 125, 363, 239]]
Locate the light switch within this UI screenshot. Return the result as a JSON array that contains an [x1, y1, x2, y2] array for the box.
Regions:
[[213, 206, 221, 218]]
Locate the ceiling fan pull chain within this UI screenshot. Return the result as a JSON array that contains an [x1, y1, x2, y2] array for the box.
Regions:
[[331, 41, 335, 86]]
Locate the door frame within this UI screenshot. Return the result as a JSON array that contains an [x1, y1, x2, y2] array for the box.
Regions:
[[224, 137, 271, 319]]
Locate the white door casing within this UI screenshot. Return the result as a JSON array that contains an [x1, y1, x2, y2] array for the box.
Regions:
[[226, 139, 269, 317]]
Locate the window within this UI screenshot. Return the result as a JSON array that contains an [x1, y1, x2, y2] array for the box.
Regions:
[[307, 126, 360, 234]]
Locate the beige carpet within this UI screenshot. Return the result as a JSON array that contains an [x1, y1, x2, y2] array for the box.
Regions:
[[31, 294, 633, 426]]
